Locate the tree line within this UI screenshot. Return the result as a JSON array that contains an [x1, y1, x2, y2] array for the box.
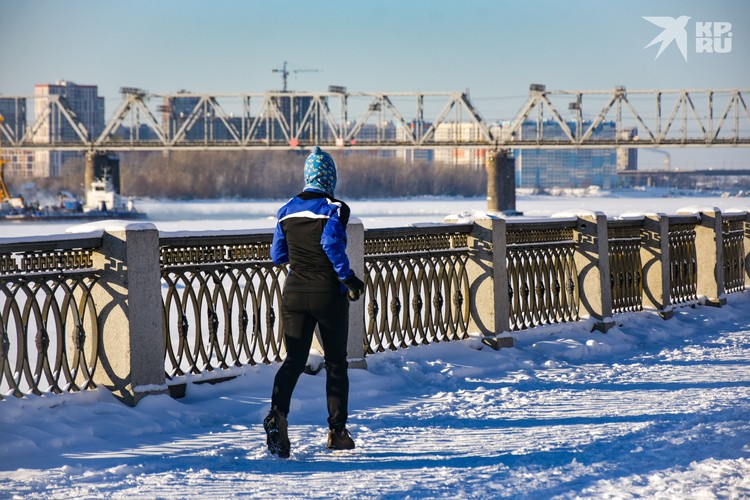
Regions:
[[9, 151, 487, 200]]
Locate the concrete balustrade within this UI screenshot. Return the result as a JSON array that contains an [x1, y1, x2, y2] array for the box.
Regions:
[[1, 210, 748, 406]]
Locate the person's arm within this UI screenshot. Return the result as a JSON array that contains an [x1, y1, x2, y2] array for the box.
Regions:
[[322, 212, 365, 300], [320, 211, 352, 280], [271, 221, 289, 265]]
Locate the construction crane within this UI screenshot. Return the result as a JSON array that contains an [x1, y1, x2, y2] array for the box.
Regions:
[[272, 61, 320, 92], [0, 147, 23, 210]]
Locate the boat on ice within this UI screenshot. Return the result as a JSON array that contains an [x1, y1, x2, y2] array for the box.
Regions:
[[1, 172, 146, 221]]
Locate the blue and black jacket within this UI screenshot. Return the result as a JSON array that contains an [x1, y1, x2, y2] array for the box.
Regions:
[[271, 189, 354, 294]]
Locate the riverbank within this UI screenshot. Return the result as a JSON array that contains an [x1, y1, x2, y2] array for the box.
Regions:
[[2, 188, 748, 238]]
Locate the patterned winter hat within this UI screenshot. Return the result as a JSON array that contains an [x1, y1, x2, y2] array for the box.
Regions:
[[303, 146, 337, 196]]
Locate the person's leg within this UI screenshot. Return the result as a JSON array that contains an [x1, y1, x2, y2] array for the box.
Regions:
[[271, 292, 317, 416], [313, 293, 350, 430]]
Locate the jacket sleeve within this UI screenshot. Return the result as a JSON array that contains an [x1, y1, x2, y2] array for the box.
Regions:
[[320, 210, 354, 281], [270, 221, 289, 265]]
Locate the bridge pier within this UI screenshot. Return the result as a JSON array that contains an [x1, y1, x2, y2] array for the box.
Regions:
[[486, 150, 518, 215]]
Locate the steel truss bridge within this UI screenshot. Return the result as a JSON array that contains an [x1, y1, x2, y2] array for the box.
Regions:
[[0, 85, 748, 152]]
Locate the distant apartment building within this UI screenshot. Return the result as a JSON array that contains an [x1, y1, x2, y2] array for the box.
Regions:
[[0, 97, 27, 141], [157, 92, 317, 144], [347, 121, 398, 158], [393, 121, 506, 167], [2, 149, 34, 178], [33, 81, 105, 176], [389, 118, 635, 186], [431, 122, 499, 168], [617, 129, 638, 172], [274, 94, 314, 142], [0, 97, 32, 177], [160, 91, 204, 141], [514, 121, 636, 189]]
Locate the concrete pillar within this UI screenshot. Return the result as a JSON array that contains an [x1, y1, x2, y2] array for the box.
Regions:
[[573, 213, 615, 332], [678, 208, 726, 306], [345, 217, 367, 369], [640, 214, 673, 319], [91, 222, 166, 406], [486, 150, 516, 213], [466, 218, 513, 349]]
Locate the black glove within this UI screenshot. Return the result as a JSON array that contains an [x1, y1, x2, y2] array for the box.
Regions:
[[343, 274, 365, 302]]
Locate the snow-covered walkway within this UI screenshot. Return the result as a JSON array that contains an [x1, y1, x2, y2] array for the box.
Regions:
[[2, 293, 750, 499]]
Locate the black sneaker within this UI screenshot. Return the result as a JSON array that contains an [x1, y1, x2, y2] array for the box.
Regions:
[[327, 428, 355, 450], [263, 409, 290, 458]]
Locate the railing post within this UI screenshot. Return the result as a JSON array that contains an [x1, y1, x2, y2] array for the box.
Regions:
[[345, 217, 367, 369], [744, 211, 750, 290], [467, 218, 512, 349], [678, 208, 726, 306], [91, 223, 166, 406], [573, 213, 615, 332], [641, 214, 673, 319]]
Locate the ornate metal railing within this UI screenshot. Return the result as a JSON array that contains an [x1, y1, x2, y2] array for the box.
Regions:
[[159, 233, 286, 377], [722, 215, 746, 294], [667, 216, 699, 305], [0, 235, 101, 399], [505, 220, 579, 331], [363, 225, 472, 353], [2, 211, 746, 402], [608, 220, 644, 314]]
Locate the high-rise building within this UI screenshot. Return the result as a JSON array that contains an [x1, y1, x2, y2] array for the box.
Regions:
[[617, 128, 638, 171], [159, 92, 316, 144], [0, 97, 31, 177], [0, 97, 27, 141], [514, 120, 633, 190], [33, 80, 105, 176], [431, 122, 498, 168], [161, 91, 204, 141]]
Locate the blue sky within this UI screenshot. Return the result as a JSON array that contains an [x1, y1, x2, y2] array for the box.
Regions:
[[1, 0, 748, 168]]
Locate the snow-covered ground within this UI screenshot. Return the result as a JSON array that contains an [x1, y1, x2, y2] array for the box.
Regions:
[[1, 293, 749, 498], [1, 191, 749, 498]]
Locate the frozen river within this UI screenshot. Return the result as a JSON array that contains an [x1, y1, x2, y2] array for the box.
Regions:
[[1, 189, 748, 239], [1, 188, 750, 497]]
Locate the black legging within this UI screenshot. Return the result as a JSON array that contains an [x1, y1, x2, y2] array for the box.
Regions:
[[271, 291, 350, 430]]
